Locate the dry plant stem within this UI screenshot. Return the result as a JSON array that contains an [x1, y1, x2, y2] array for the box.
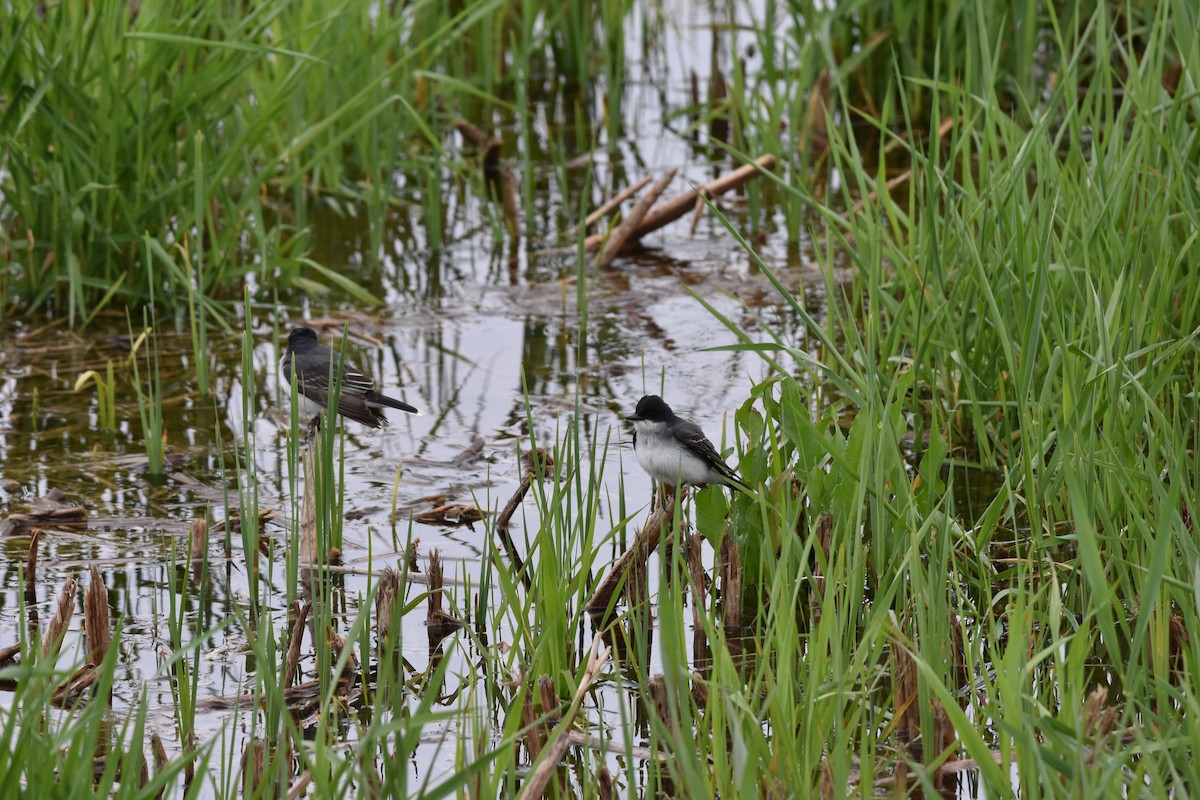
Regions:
[[84, 564, 111, 667], [568, 174, 653, 238], [288, 771, 313, 800], [495, 479, 534, 588], [635, 153, 776, 234], [538, 675, 557, 714], [300, 439, 318, 566], [456, 119, 521, 239], [51, 664, 96, 704], [566, 730, 666, 763], [188, 518, 207, 574], [487, 166, 521, 240], [426, 550, 463, 651], [496, 449, 551, 592], [521, 691, 544, 761], [42, 576, 78, 659], [649, 675, 672, 735], [454, 119, 489, 148], [586, 498, 676, 621], [241, 741, 266, 799], [327, 625, 359, 683], [151, 733, 168, 774], [596, 766, 615, 800], [584, 154, 776, 253], [596, 169, 677, 267], [284, 601, 310, 687], [720, 536, 741, 631], [684, 532, 708, 659], [374, 568, 400, 661], [518, 634, 613, 800], [26, 529, 41, 639]]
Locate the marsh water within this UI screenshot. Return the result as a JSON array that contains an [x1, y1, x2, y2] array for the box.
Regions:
[[0, 3, 1001, 795]]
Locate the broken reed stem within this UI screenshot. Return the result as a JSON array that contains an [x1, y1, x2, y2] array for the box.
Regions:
[[324, 618, 359, 687], [42, 576, 78, 660], [284, 601, 310, 688], [375, 568, 400, 662], [583, 154, 777, 254], [586, 498, 676, 622], [648, 675, 673, 736], [426, 550, 463, 652], [26, 529, 41, 639], [521, 674, 558, 762], [151, 733, 169, 775], [487, 167, 521, 240], [287, 771, 313, 800], [521, 689, 544, 762], [241, 741, 267, 799], [568, 174, 653, 239], [518, 634, 612, 800], [300, 439, 318, 566], [456, 119, 520, 238], [596, 766, 615, 800], [188, 518, 208, 577], [84, 564, 111, 667], [596, 169, 677, 267], [454, 119, 490, 148], [0, 642, 20, 667], [684, 532, 708, 659], [720, 535, 741, 631]]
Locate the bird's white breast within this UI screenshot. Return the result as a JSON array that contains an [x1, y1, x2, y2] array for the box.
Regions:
[[633, 420, 719, 486]]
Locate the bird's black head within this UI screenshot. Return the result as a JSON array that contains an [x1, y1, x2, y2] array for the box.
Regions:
[[287, 327, 319, 351], [626, 394, 674, 423]]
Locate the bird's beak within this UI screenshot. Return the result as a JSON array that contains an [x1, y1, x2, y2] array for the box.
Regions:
[[625, 413, 642, 422]]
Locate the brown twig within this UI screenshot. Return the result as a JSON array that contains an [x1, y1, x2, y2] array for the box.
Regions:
[[283, 601, 310, 687], [567, 175, 653, 239], [584, 154, 776, 253], [596, 169, 677, 267], [0, 642, 20, 667], [495, 448, 553, 592], [454, 119, 490, 148], [586, 498, 676, 623]]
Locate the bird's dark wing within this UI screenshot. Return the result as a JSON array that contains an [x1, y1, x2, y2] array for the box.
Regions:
[[334, 394, 387, 427], [673, 421, 752, 492], [292, 354, 375, 397], [289, 351, 386, 427]]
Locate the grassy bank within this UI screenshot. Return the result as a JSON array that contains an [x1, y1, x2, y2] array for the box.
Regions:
[[2, 0, 1198, 798]]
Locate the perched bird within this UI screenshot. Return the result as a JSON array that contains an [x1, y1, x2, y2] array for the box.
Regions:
[[626, 394, 752, 498], [281, 327, 419, 431]]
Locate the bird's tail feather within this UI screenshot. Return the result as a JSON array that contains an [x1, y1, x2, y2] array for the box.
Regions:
[[368, 391, 419, 415]]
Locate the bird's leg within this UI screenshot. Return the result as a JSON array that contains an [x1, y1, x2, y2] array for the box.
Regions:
[[658, 483, 677, 512], [301, 414, 321, 446]]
